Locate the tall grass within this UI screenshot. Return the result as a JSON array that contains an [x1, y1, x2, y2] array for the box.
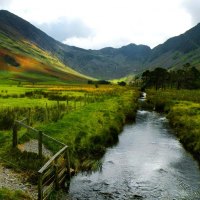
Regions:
[[146, 89, 200, 162], [167, 102, 200, 160], [38, 89, 139, 171], [0, 84, 139, 172], [0, 188, 32, 200]]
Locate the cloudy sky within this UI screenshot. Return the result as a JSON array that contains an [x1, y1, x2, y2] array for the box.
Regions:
[[1, 0, 200, 49]]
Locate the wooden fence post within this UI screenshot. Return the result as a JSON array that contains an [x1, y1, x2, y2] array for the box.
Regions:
[[57, 100, 61, 119], [27, 108, 31, 133], [12, 123, 18, 148], [38, 131, 43, 159], [54, 158, 59, 190], [45, 103, 49, 122], [38, 173, 43, 200], [66, 148, 71, 179], [27, 108, 31, 126]]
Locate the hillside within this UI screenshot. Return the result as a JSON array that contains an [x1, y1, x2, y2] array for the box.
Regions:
[[0, 10, 152, 80], [1, 10, 200, 80], [147, 23, 200, 71], [0, 11, 90, 84]]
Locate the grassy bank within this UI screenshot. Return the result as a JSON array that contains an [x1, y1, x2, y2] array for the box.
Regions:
[[0, 188, 31, 200], [0, 85, 139, 199], [145, 89, 200, 162], [0, 85, 139, 172], [167, 102, 200, 160], [39, 89, 139, 171]]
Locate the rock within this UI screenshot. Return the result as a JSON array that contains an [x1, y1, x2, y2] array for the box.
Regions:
[[70, 168, 75, 176]]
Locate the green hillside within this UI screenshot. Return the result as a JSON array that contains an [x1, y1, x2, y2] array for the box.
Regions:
[[1, 10, 200, 81], [0, 32, 90, 84], [0, 10, 152, 79]]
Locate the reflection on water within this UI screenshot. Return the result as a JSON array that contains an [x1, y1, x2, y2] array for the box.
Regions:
[[68, 110, 200, 200]]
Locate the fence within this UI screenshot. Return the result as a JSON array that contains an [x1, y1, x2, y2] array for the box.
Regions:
[[13, 118, 70, 200]]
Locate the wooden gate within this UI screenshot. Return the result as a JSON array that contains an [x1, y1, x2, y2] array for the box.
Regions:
[[13, 119, 71, 200], [38, 145, 70, 200]]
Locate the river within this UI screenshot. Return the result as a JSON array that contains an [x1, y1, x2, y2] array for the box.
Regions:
[[67, 108, 200, 199]]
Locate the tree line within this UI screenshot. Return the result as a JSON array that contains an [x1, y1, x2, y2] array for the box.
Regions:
[[141, 65, 200, 90]]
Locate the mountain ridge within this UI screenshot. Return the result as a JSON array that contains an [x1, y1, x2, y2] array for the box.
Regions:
[[0, 10, 91, 84], [1, 10, 200, 80]]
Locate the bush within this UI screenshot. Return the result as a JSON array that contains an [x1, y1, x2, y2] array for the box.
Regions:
[[0, 109, 15, 130]]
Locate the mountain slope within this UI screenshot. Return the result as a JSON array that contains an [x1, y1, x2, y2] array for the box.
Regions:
[[0, 10, 90, 84], [1, 10, 200, 80], [147, 23, 200, 71], [0, 10, 152, 79]]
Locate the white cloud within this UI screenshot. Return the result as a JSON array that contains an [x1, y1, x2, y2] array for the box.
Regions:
[[182, 0, 200, 25], [0, 0, 13, 9], [38, 17, 94, 42], [0, 0, 196, 49], [64, 35, 130, 50]]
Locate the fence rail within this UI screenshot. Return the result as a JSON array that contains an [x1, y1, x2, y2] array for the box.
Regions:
[[13, 119, 70, 200], [38, 145, 70, 200]]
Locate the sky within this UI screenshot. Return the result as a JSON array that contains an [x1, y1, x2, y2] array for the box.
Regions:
[[1, 0, 200, 50]]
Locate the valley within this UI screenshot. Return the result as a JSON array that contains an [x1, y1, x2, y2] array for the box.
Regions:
[[0, 9, 200, 200]]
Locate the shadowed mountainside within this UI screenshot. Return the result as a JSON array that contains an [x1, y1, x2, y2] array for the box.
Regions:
[[1, 10, 200, 80]]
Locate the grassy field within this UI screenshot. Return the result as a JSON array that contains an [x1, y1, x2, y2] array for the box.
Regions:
[[145, 89, 200, 162], [0, 84, 139, 174], [1, 84, 200, 199], [39, 89, 139, 170], [0, 83, 139, 199]]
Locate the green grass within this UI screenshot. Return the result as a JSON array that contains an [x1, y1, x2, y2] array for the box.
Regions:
[[167, 102, 200, 159], [0, 84, 139, 200], [0, 188, 32, 200], [0, 85, 33, 95], [0, 97, 57, 108], [0, 84, 139, 172], [144, 89, 200, 112], [145, 89, 200, 162], [36, 89, 139, 170]]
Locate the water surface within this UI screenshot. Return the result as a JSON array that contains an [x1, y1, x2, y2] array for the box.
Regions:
[[68, 110, 200, 200]]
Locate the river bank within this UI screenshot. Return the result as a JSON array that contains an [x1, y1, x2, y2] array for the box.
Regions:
[[67, 109, 200, 199], [144, 89, 200, 164], [39, 88, 139, 171]]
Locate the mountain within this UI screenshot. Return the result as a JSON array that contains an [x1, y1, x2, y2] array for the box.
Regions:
[[147, 23, 200, 71], [0, 10, 90, 84], [0, 10, 200, 81], [0, 10, 152, 80]]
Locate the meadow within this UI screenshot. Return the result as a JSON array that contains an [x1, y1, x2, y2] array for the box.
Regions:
[[0, 83, 139, 177], [145, 89, 200, 162], [3, 83, 200, 200]]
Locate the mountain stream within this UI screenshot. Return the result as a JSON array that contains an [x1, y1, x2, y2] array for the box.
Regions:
[[67, 97, 200, 200]]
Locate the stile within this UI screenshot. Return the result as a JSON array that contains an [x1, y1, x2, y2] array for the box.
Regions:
[[42, 173, 55, 188], [13, 119, 70, 200], [43, 182, 54, 199]]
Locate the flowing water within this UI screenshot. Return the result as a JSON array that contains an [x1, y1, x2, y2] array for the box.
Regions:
[[68, 107, 200, 199]]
